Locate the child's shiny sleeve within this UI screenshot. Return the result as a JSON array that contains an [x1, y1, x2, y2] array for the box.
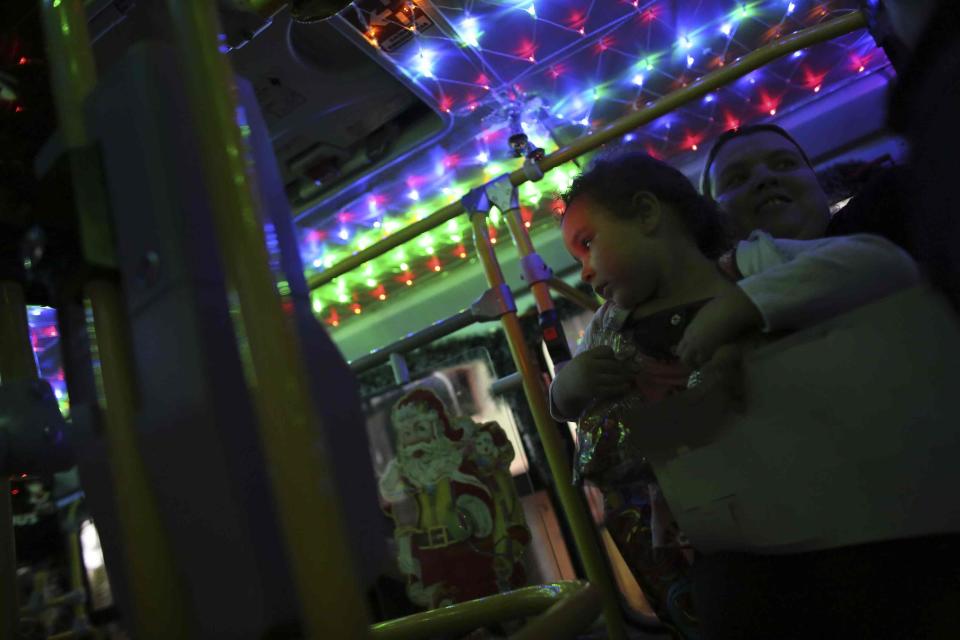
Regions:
[[734, 231, 921, 332], [548, 305, 605, 422]]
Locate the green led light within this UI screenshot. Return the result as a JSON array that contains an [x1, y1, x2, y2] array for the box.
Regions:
[[484, 163, 504, 176], [366, 278, 376, 288], [733, 3, 754, 21], [312, 298, 323, 313], [489, 208, 501, 225], [400, 262, 409, 271], [451, 234, 462, 243], [521, 182, 542, 201], [552, 168, 573, 191]]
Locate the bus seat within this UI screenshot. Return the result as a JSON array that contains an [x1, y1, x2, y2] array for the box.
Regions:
[[640, 285, 960, 554]]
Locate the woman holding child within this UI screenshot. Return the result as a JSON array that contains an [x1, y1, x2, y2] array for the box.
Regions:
[[551, 136, 957, 638]]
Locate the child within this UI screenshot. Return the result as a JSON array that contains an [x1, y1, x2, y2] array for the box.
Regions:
[[549, 152, 919, 637]]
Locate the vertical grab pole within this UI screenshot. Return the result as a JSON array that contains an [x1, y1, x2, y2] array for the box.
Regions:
[[84, 282, 194, 637], [497, 185, 571, 365], [38, 1, 194, 636], [163, 1, 370, 637], [0, 282, 37, 640], [468, 212, 627, 639]]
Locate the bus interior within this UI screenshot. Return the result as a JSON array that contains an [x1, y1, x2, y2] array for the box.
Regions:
[[1, 1, 957, 639]]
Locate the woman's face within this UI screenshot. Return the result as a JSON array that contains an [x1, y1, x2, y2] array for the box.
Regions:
[[708, 131, 830, 240]]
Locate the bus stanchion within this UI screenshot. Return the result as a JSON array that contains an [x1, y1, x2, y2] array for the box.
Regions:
[[464, 189, 627, 640], [0, 281, 38, 640]]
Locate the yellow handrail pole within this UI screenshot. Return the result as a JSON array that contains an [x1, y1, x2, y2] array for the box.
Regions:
[[163, 1, 370, 637], [0, 282, 38, 640], [546, 278, 600, 313], [516, 10, 867, 181], [469, 214, 627, 639], [509, 583, 602, 640], [504, 207, 556, 317], [306, 200, 465, 289], [39, 1, 194, 635], [85, 282, 194, 637], [371, 582, 587, 640], [309, 10, 866, 290]]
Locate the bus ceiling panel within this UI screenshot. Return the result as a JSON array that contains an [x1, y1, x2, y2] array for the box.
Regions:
[[229, 7, 450, 215], [299, 2, 891, 336]]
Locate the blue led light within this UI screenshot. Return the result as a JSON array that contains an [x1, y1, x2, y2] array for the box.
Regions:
[[415, 48, 436, 78], [460, 17, 481, 47]]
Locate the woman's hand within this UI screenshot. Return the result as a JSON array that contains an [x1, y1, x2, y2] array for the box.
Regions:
[[552, 346, 637, 418], [677, 288, 762, 368]]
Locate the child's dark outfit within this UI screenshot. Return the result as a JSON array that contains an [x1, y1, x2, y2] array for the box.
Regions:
[[550, 231, 921, 637], [573, 300, 709, 637]]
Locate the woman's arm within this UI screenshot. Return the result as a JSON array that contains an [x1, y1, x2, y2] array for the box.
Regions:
[[677, 232, 920, 367], [737, 231, 921, 332]]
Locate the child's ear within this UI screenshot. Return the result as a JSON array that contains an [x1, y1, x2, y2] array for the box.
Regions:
[[630, 191, 662, 235]]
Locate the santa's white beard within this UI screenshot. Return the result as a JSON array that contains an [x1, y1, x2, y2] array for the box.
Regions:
[[398, 439, 463, 488]]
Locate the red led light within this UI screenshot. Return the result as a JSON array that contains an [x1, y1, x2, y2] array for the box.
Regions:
[[802, 66, 827, 90], [682, 131, 704, 151], [595, 35, 614, 54], [442, 153, 460, 169], [517, 40, 537, 62], [724, 111, 741, 131], [758, 90, 781, 117], [762, 24, 783, 43]]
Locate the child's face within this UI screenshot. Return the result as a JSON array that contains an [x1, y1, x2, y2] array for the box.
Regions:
[[708, 131, 830, 240], [562, 196, 659, 310]]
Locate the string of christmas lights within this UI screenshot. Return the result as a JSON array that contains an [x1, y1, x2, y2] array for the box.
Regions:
[[300, 1, 886, 330]]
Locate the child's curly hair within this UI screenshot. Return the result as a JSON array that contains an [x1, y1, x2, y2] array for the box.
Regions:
[[561, 151, 729, 258]]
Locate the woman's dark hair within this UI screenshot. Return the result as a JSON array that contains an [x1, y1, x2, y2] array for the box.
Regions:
[[561, 151, 728, 258], [700, 124, 812, 201]]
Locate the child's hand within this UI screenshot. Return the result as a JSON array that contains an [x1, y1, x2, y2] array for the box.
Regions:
[[552, 346, 636, 418], [676, 288, 762, 368]]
